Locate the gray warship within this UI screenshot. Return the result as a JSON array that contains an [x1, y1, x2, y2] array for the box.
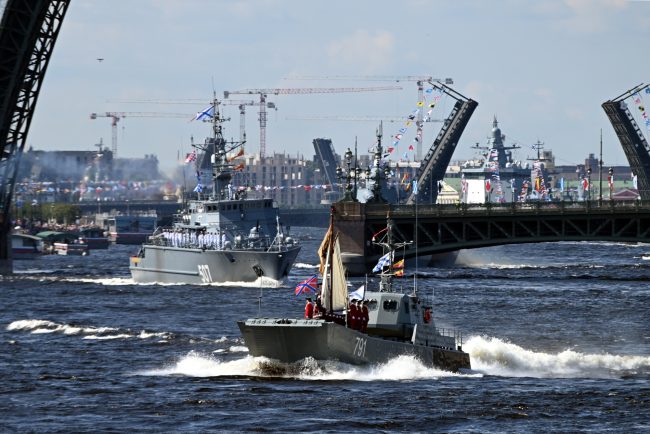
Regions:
[[238, 218, 470, 372], [129, 98, 301, 284]]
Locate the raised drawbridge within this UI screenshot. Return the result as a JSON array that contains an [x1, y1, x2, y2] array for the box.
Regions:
[[405, 82, 478, 205], [0, 0, 70, 273], [602, 83, 650, 200]]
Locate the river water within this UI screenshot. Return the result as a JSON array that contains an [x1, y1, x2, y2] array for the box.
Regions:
[[1, 227, 649, 432]]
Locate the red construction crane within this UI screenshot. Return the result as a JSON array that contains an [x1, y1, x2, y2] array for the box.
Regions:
[[223, 86, 401, 158], [89, 111, 188, 157]]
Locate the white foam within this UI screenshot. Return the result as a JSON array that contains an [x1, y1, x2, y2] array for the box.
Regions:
[[138, 352, 479, 381], [296, 355, 471, 381], [7, 319, 164, 342], [293, 263, 318, 269], [228, 345, 249, 353], [642, 255, 650, 261], [7, 319, 57, 331], [137, 330, 169, 339], [64, 277, 187, 286], [138, 352, 262, 377], [83, 334, 132, 340], [205, 276, 284, 288], [465, 335, 650, 379], [63, 275, 287, 288]]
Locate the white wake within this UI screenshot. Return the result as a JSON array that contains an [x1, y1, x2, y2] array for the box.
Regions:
[[6, 319, 170, 341], [465, 335, 650, 379], [138, 351, 476, 381]]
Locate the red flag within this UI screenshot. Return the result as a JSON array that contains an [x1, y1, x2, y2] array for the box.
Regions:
[[227, 148, 245, 162], [295, 275, 318, 296], [184, 150, 196, 164]]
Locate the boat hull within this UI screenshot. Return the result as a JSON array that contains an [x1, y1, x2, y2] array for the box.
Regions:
[[238, 318, 471, 372], [130, 244, 301, 284]]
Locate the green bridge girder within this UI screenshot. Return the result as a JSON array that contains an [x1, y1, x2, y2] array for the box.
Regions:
[[333, 200, 650, 275]]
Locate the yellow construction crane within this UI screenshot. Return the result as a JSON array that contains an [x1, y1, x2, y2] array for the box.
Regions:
[[223, 86, 401, 158], [89, 111, 188, 157]]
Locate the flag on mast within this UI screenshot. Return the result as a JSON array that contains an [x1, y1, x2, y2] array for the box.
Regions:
[[194, 105, 215, 122], [184, 150, 197, 164], [295, 275, 318, 296]]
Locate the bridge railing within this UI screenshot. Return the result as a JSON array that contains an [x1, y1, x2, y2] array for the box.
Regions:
[[372, 199, 650, 217]]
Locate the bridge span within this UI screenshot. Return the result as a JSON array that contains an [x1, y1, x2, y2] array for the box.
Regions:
[[333, 200, 650, 275]]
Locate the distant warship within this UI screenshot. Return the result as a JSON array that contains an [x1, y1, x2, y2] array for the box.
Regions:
[[130, 98, 300, 284], [461, 117, 551, 203]]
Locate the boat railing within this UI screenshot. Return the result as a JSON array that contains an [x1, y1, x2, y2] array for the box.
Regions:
[[146, 228, 294, 252], [435, 327, 463, 349]]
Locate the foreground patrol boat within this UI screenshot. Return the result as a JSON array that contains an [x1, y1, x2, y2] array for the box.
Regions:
[[238, 220, 470, 372], [130, 99, 300, 284]]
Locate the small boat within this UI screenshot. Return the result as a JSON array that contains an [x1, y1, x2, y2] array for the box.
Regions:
[[52, 242, 90, 256], [35, 231, 90, 256], [11, 233, 44, 259], [238, 217, 470, 372], [78, 227, 110, 249]]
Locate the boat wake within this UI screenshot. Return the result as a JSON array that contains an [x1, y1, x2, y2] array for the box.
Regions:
[[58, 276, 286, 288], [138, 351, 479, 381], [5, 318, 224, 343], [6, 318, 171, 341], [293, 263, 318, 269], [465, 335, 650, 379]]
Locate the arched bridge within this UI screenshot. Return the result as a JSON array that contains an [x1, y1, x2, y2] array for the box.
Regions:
[[333, 200, 650, 275]]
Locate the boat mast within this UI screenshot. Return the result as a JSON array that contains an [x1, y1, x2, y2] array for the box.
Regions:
[[327, 210, 334, 314], [208, 95, 246, 201], [210, 96, 228, 200]]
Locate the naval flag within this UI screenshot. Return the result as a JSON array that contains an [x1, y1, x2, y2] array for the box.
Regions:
[[194, 105, 215, 122], [372, 252, 392, 273], [295, 275, 318, 296]]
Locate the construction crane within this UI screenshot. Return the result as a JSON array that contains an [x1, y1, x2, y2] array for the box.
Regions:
[[219, 100, 277, 147], [286, 115, 443, 123], [89, 111, 189, 157], [223, 86, 401, 158], [283, 76, 453, 159]]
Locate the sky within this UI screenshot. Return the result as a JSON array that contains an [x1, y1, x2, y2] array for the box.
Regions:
[[20, 0, 650, 175]]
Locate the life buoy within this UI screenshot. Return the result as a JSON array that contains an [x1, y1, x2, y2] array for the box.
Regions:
[[423, 308, 431, 324]]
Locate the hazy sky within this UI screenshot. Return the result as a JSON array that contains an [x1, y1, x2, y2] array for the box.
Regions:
[[23, 0, 650, 174]]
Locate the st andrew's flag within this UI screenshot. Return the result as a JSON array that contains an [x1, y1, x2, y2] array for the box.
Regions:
[[295, 275, 318, 296]]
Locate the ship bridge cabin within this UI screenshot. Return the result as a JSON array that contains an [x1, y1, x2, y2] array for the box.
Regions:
[[182, 198, 278, 234]]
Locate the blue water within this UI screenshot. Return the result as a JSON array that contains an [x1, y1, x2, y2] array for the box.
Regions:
[[2, 227, 649, 432]]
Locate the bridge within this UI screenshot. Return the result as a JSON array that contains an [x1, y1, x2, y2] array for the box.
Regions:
[[333, 200, 650, 275]]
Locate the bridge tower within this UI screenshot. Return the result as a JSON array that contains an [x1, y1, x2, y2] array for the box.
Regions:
[[406, 82, 478, 205], [0, 0, 70, 274], [602, 83, 650, 200]]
